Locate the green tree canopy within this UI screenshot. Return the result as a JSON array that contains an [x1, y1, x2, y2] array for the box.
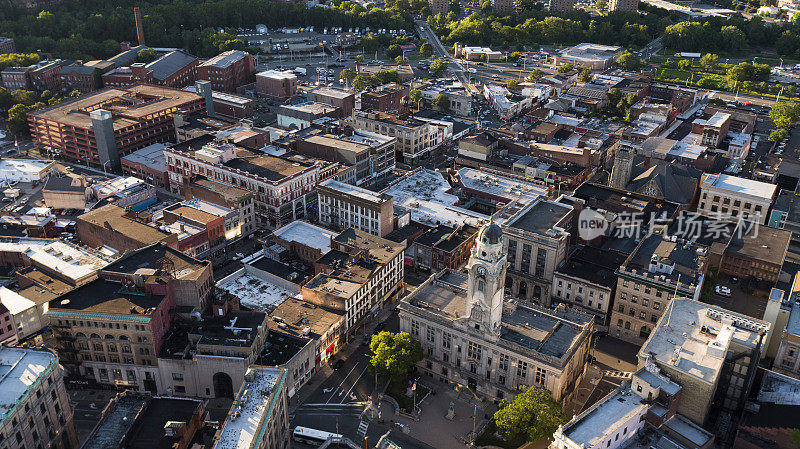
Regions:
[[557, 63, 574, 73], [577, 67, 593, 83], [433, 93, 450, 111], [699, 53, 719, 71], [430, 58, 447, 77], [770, 101, 800, 130], [506, 79, 520, 90], [420, 42, 433, 58], [387, 44, 402, 59], [137, 48, 158, 63], [410, 88, 422, 108], [369, 331, 423, 382], [616, 50, 642, 71], [494, 386, 568, 442], [528, 69, 545, 81]]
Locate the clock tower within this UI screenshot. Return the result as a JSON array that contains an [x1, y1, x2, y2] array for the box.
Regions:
[[466, 220, 507, 334]]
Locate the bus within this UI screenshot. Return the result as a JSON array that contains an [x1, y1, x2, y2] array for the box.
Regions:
[[292, 426, 343, 446]]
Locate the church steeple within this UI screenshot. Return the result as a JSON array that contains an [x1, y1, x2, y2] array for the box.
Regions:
[[466, 219, 507, 334]]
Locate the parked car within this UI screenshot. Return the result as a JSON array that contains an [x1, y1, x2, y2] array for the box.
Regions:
[[715, 285, 731, 297]]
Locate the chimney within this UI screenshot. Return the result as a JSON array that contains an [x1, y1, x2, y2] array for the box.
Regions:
[[131, 63, 147, 79], [134, 7, 145, 46], [120, 41, 131, 51]]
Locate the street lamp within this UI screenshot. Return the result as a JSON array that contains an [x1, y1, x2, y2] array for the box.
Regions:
[[102, 160, 112, 178]]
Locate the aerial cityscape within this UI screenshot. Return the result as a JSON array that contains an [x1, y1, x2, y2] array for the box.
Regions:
[[0, 0, 800, 447]]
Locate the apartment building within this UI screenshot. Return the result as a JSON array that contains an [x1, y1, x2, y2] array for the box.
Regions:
[[352, 110, 436, 164], [0, 37, 14, 54], [0, 347, 79, 449], [492, 0, 516, 14], [30, 59, 69, 91], [1, 66, 32, 90], [412, 224, 479, 273], [184, 176, 256, 238], [360, 83, 410, 114], [197, 50, 256, 92], [608, 0, 639, 11], [316, 179, 394, 237], [398, 222, 593, 401], [166, 137, 320, 229], [429, 0, 449, 14], [29, 84, 205, 167], [610, 234, 707, 345], [500, 198, 575, 305], [303, 228, 405, 332], [775, 297, 800, 379], [698, 173, 776, 224]]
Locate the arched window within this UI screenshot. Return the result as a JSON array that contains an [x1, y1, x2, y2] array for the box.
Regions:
[[119, 335, 129, 341], [477, 280, 485, 292], [90, 333, 101, 339], [105, 334, 115, 340], [75, 332, 87, 339]]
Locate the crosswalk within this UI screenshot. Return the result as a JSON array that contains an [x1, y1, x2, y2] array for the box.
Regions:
[[357, 420, 369, 437]]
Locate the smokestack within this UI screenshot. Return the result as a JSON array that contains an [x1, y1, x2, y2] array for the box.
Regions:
[[134, 7, 145, 46]]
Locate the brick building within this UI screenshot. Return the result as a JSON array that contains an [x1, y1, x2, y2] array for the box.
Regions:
[[30, 60, 69, 91], [76, 204, 178, 253], [29, 84, 205, 167], [58, 64, 100, 93], [360, 83, 410, 114], [256, 70, 297, 101], [197, 50, 255, 92], [0, 37, 15, 54], [121, 143, 170, 189], [102, 50, 199, 89], [307, 86, 355, 117], [1, 66, 33, 90], [411, 224, 478, 273]]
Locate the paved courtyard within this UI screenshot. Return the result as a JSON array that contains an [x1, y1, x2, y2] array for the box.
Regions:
[[375, 382, 497, 449]]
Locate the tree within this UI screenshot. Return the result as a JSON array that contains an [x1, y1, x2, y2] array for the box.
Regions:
[[394, 55, 408, 64], [137, 48, 158, 63], [352, 75, 372, 92], [420, 42, 433, 59], [508, 52, 522, 62], [770, 127, 788, 142], [677, 59, 692, 71], [506, 79, 520, 90], [494, 385, 568, 442], [410, 88, 423, 109], [557, 63, 574, 73], [699, 53, 720, 72], [341, 68, 357, 82], [433, 93, 450, 111], [528, 69, 545, 81], [770, 101, 800, 130], [387, 44, 402, 59], [577, 67, 593, 83], [369, 331, 422, 382], [616, 51, 642, 71], [430, 58, 447, 77], [355, 54, 365, 64], [7, 103, 33, 136], [0, 87, 12, 112]]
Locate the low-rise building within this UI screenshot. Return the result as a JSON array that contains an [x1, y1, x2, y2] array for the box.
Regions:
[[276, 102, 338, 130], [0, 347, 78, 449], [76, 204, 177, 253], [1, 65, 33, 90], [30, 59, 69, 91], [484, 84, 532, 119], [317, 179, 394, 237], [303, 228, 405, 333], [552, 246, 627, 328], [294, 129, 395, 186], [256, 70, 297, 101], [360, 83, 410, 114], [698, 174, 776, 224], [0, 37, 14, 54], [307, 86, 355, 117], [609, 0, 639, 11], [211, 366, 290, 449], [121, 142, 170, 189], [556, 43, 623, 70], [197, 50, 256, 92], [638, 298, 768, 427], [184, 176, 256, 237], [352, 110, 437, 164], [0, 158, 56, 182], [101, 50, 199, 89], [411, 224, 478, 273]]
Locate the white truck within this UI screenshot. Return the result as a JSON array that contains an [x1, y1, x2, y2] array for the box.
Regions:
[[294, 67, 307, 76]]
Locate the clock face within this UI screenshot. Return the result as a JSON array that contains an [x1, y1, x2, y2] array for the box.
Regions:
[[477, 266, 486, 276]]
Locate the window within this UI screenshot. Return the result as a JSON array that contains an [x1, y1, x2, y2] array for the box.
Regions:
[[426, 327, 435, 343], [499, 354, 509, 371], [411, 320, 420, 337], [442, 332, 452, 349], [535, 367, 546, 386], [172, 373, 184, 381], [653, 301, 661, 310], [517, 361, 528, 379], [467, 342, 482, 361]]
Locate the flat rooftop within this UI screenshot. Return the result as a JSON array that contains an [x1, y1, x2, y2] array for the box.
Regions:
[[267, 297, 344, 340], [319, 179, 391, 205], [213, 367, 284, 449], [31, 84, 202, 130], [81, 393, 148, 449], [256, 70, 296, 80], [108, 244, 207, 279], [505, 199, 572, 236], [332, 227, 405, 264], [0, 159, 54, 173], [639, 298, 768, 383], [702, 173, 777, 200], [563, 387, 647, 447], [47, 278, 165, 317], [218, 270, 301, 313], [199, 50, 250, 68], [125, 398, 202, 449], [555, 246, 627, 288], [224, 150, 311, 182], [121, 143, 168, 173], [457, 167, 547, 204], [0, 237, 112, 283], [272, 220, 336, 254], [78, 205, 172, 246], [0, 347, 56, 424]]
